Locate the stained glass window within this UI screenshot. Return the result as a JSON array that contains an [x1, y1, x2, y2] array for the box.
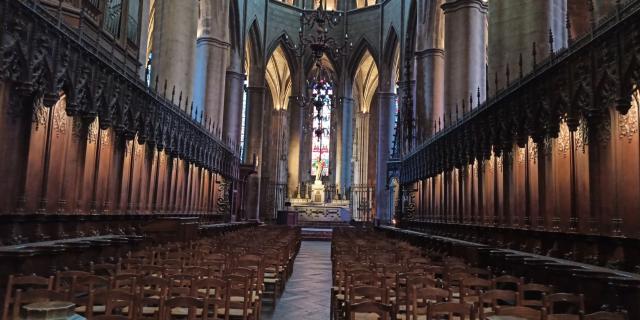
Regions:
[[311, 80, 332, 177]]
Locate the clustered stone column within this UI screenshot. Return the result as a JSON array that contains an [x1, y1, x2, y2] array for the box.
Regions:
[[415, 0, 445, 140], [442, 0, 487, 124], [149, 0, 198, 112], [375, 92, 397, 222], [340, 97, 354, 195], [193, 0, 231, 126], [223, 69, 246, 147], [244, 86, 265, 220]]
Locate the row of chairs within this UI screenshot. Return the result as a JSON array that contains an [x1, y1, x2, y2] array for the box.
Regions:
[[330, 228, 628, 320], [2, 226, 301, 320]]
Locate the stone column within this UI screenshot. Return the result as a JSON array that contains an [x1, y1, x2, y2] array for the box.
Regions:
[[193, 38, 230, 123], [223, 70, 246, 148], [150, 0, 198, 111], [244, 86, 265, 220], [193, 0, 230, 122], [442, 0, 487, 122], [340, 97, 354, 195], [376, 92, 397, 222], [415, 0, 445, 140], [488, 0, 567, 92], [288, 97, 303, 198], [415, 49, 445, 139]]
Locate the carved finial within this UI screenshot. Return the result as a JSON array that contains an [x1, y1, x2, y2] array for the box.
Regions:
[[532, 42, 537, 68], [477, 87, 481, 108], [519, 53, 523, 79], [456, 103, 459, 121], [185, 96, 189, 112], [494, 72, 499, 95], [438, 117, 441, 131], [163, 79, 167, 98], [506, 64, 510, 85], [469, 93, 473, 112], [155, 75, 159, 92], [548, 28, 554, 54], [171, 86, 176, 104], [178, 91, 182, 108]]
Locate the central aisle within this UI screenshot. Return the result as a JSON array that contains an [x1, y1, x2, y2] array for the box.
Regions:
[[262, 241, 332, 320]]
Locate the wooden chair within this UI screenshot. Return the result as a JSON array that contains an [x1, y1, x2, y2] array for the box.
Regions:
[[519, 283, 553, 308], [91, 261, 121, 276], [112, 273, 137, 294], [191, 277, 227, 317], [581, 310, 629, 320], [478, 289, 519, 320], [426, 301, 475, 320], [495, 306, 545, 320], [11, 289, 67, 320], [347, 301, 394, 320], [101, 290, 136, 319], [217, 274, 253, 320], [2, 274, 54, 320], [54, 270, 92, 300], [459, 277, 492, 304], [73, 275, 111, 318], [544, 293, 585, 320], [135, 276, 169, 320], [411, 286, 452, 320], [163, 296, 208, 319], [492, 275, 523, 292]]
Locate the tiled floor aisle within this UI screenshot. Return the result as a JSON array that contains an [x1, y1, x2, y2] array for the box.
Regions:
[[262, 241, 331, 320]]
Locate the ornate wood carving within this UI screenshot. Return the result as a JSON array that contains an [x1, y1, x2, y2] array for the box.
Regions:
[[0, 1, 239, 180]]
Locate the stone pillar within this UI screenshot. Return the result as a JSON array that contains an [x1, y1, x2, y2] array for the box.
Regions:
[[488, 0, 567, 92], [244, 86, 265, 220], [150, 0, 198, 111], [193, 38, 230, 122], [340, 97, 354, 195], [442, 0, 487, 122], [415, 49, 445, 140], [415, 0, 445, 141], [223, 70, 246, 147], [288, 97, 303, 198], [376, 92, 397, 222]]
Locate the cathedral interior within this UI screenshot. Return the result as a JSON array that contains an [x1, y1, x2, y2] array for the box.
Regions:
[[1, 0, 640, 319]]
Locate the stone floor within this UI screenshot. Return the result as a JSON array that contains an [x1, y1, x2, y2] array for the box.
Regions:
[[261, 241, 332, 320]]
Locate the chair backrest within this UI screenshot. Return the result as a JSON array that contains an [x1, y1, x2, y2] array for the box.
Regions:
[[495, 306, 545, 320], [493, 275, 523, 291], [427, 301, 475, 320], [162, 296, 207, 320], [582, 311, 629, 320], [100, 290, 136, 318], [91, 262, 121, 276], [349, 286, 389, 304], [54, 270, 92, 299], [544, 293, 585, 318], [479, 289, 519, 319], [136, 276, 169, 319], [520, 283, 553, 307], [347, 301, 393, 320], [2, 274, 54, 320], [112, 273, 137, 294], [460, 276, 492, 303]]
